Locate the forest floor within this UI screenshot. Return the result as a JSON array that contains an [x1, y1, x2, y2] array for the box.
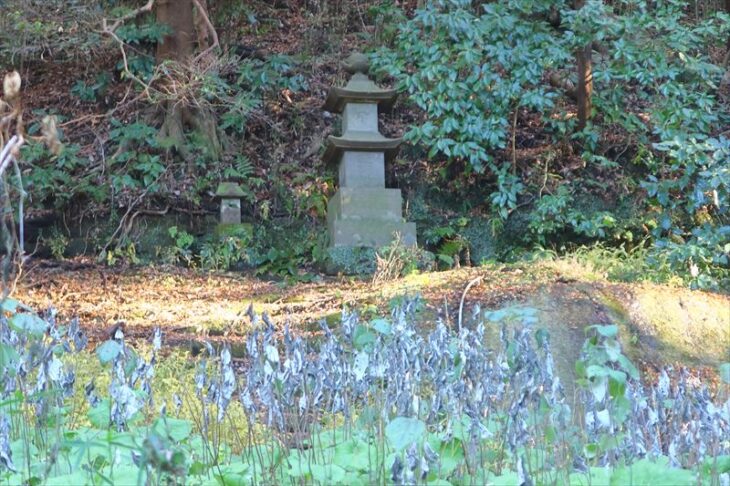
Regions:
[[14, 258, 729, 389]]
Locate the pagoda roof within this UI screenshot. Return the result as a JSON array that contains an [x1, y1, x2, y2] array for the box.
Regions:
[[322, 131, 402, 166], [215, 182, 245, 198], [323, 73, 398, 113]]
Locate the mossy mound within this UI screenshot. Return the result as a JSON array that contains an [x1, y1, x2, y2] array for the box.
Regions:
[[610, 284, 730, 366], [484, 281, 730, 398]]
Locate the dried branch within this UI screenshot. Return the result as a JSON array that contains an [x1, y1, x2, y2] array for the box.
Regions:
[[0, 135, 23, 178], [192, 0, 220, 63], [103, 28, 157, 100], [101, 1, 159, 99], [102, 0, 155, 34], [0, 135, 26, 298], [458, 275, 482, 332], [98, 171, 167, 260]]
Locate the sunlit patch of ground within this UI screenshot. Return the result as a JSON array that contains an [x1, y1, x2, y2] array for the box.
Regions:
[[14, 258, 729, 387]]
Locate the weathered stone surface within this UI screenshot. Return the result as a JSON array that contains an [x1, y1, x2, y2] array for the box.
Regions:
[[343, 103, 378, 133], [339, 151, 385, 188], [220, 198, 241, 224], [327, 216, 417, 248], [323, 51, 416, 250], [328, 188, 405, 221], [343, 52, 370, 74], [215, 182, 245, 198], [322, 132, 401, 167]]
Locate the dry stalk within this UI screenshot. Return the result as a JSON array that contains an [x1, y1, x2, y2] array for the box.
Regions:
[[1, 72, 27, 297], [371, 232, 406, 285]]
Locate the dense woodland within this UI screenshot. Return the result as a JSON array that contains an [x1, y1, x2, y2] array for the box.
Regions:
[[0, 1, 729, 485], [0, 0, 726, 287]]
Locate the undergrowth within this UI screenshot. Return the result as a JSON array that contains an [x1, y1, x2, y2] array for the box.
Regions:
[[1, 295, 728, 485]]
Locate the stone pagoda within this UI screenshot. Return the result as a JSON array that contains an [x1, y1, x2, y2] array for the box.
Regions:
[[215, 182, 245, 224], [323, 53, 416, 248]]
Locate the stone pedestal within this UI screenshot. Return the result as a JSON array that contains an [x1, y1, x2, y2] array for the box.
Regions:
[[323, 53, 416, 249]]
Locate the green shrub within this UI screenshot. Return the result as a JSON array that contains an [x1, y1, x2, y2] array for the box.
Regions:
[[643, 137, 730, 289], [325, 246, 378, 275], [372, 0, 730, 288]]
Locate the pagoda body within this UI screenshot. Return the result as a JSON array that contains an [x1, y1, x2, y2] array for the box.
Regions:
[[323, 53, 416, 248]]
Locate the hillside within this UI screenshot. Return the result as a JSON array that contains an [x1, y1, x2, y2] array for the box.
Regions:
[[0, 3, 729, 484], [1, 0, 727, 289]]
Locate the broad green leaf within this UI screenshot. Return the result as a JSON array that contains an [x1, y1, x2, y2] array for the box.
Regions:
[[438, 438, 465, 476], [607, 369, 627, 385], [215, 464, 252, 486], [339, 472, 371, 486], [719, 363, 730, 384], [9, 313, 48, 336], [10, 439, 39, 470], [590, 375, 608, 402], [386, 417, 426, 452], [371, 318, 392, 335], [569, 466, 613, 485], [450, 415, 472, 443], [353, 325, 376, 350], [604, 338, 622, 361], [87, 400, 111, 428], [701, 454, 730, 477], [616, 354, 639, 380], [589, 324, 618, 338], [46, 472, 94, 486], [0, 298, 19, 312], [485, 471, 521, 485], [152, 417, 192, 442], [106, 465, 147, 485], [333, 439, 374, 473], [308, 464, 346, 483], [584, 443, 600, 459], [0, 343, 20, 373], [586, 365, 610, 378], [96, 340, 122, 364]]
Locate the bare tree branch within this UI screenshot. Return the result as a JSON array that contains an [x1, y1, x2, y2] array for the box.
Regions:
[[102, 0, 155, 34], [192, 0, 220, 63]]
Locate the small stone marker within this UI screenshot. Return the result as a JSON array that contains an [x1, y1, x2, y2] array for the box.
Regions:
[[215, 182, 245, 225], [323, 52, 417, 248]]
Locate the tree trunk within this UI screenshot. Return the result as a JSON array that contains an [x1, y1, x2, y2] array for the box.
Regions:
[[194, 0, 213, 53], [726, 0, 730, 53], [576, 43, 593, 130], [574, 0, 593, 130], [154, 0, 222, 166], [156, 0, 195, 63]]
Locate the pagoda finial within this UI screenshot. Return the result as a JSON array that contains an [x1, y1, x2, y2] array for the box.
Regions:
[[343, 52, 370, 75]]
